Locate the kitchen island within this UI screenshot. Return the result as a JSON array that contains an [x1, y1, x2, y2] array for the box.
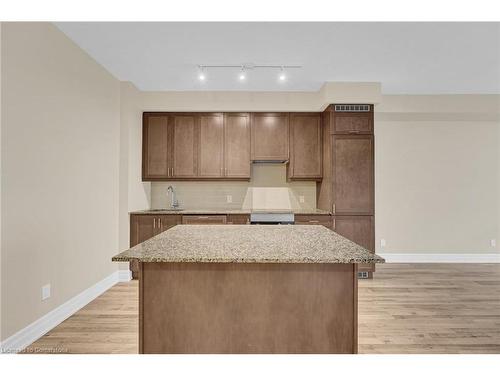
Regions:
[[112, 225, 384, 354]]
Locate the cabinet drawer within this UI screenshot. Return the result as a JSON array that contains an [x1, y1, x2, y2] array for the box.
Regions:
[[182, 215, 227, 225], [227, 214, 250, 224], [294, 215, 332, 228]]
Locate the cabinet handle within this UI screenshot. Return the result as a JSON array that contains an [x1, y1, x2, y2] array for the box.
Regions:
[[309, 220, 319, 223], [332, 203, 336, 214], [168, 168, 170, 177], [333, 218, 336, 230], [153, 218, 156, 229], [348, 130, 360, 134], [158, 218, 161, 228], [198, 216, 209, 219], [171, 167, 174, 177]]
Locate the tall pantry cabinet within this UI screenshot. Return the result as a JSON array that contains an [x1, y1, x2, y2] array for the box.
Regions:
[[318, 104, 375, 277]]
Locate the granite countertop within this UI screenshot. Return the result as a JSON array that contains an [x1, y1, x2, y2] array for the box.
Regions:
[[130, 208, 331, 215], [112, 225, 384, 264]]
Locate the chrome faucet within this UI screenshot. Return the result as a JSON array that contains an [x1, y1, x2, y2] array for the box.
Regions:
[[166, 185, 179, 209]]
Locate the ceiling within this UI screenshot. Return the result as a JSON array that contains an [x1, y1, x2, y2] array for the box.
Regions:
[[55, 22, 500, 94]]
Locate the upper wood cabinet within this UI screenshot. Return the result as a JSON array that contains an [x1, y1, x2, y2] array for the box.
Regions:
[[288, 113, 322, 180], [143, 111, 324, 182], [251, 113, 289, 161], [142, 114, 170, 180], [332, 135, 374, 215], [172, 114, 198, 178], [224, 113, 251, 178], [198, 113, 224, 178], [328, 105, 374, 134]]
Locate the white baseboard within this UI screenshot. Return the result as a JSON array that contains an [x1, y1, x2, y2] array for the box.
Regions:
[[1, 269, 131, 353], [118, 269, 132, 282], [378, 253, 500, 263]]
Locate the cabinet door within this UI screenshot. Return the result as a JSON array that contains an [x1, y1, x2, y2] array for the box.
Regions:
[[289, 113, 322, 179], [181, 215, 227, 225], [198, 113, 224, 177], [142, 114, 169, 180], [224, 113, 251, 178], [332, 111, 373, 135], [332, 135, 374, 215], [130, 215, 157, 246], [251, 113, 289, 160], [158, 215, 182, 233], [333, 215, 374, 272], [130, 214, 158, 280], [172, 114, 197, 178]]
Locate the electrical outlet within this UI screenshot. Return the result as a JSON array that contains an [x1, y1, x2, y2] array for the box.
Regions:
[[299, 195, 305, 203], [226, 195, 232, 203], [380, 239, 386, 248], [491, 239, 497, 248], [42, 284, 51, 301]]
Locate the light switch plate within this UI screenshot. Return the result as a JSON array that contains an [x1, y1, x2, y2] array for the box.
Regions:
[[42, 284, 51, 300], [226, 195, 232, 203], [299, 195, 305, 203], [491, 239, 496, 248], [380, 239, 386, 248]]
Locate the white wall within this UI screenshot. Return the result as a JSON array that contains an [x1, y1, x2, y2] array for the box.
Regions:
[[375, 95, 500, 254], [1, 23, 121, 340]]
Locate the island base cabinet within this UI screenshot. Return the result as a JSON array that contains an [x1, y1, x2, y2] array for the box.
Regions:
[[139, 262, 358, 354], [333, 215, 375, 277]]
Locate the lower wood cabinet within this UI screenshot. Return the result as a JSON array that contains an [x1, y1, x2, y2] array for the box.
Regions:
[[129, 214, 182, 279], [227, 214, 250, 224], [333, 215, 375, 274], [294, 214, 332, 229], [181, 215, 227, 225]]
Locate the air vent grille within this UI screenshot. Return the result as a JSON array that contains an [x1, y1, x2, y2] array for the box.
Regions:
[[334, 104, 371, 112]]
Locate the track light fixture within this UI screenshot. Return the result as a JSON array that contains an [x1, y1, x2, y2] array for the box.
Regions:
[[196, 64, 301, 82], [198, 66, 206, 81], [238, 67, 246, 81], [278, 67, 286, 82]]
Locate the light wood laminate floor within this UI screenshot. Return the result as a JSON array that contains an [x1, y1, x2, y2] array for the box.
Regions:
[[25, 263, 500, 354]]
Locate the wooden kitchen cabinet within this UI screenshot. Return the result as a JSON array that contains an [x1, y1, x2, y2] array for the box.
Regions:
[[328, 105, 373, 135], [142, 114, 170, 180], [333, 215, 375, 273], [198, 113, 224, 178], [317, 104, 376, 277], [172, 114, 198, 178], [224, 113, 251, 178], [227, 214, 250, 224], [251, 113, 289, 161], [294, 214, 331, 229], [288, 113, 322, 180], [182, 215, 227, 225], [332, 135, 374, 215], [129, 214, 181, 279]]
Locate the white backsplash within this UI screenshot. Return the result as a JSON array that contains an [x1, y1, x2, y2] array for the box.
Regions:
[[151, 164, 317, 210]]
